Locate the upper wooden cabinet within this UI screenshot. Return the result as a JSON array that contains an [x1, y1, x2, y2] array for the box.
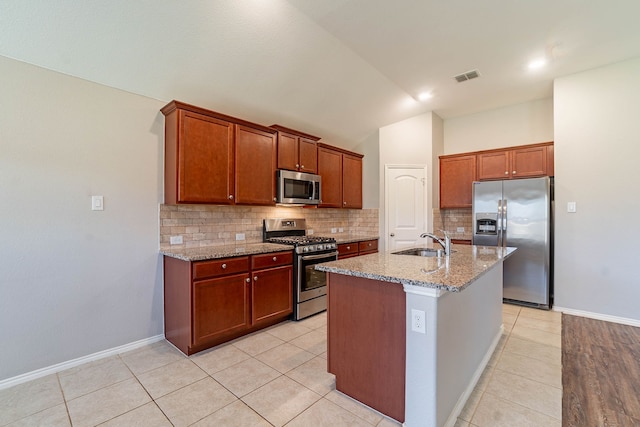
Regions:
[[317, 143, 363, 209], [477, 143, 552, 180], [271, 125, 320, 174], [162, 101, 277, 205], [235, 125, 277, 205], [439, 142, 553, 209], [164, 108, 234, 204], [439, 154, 477, 209]]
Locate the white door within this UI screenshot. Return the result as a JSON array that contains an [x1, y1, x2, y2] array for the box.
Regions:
[[385, 166, 426, 251]]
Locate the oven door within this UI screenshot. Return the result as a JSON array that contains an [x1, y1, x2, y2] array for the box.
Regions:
[[297, 251, 338, 303]]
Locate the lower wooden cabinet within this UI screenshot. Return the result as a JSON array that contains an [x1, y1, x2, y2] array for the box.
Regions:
[[193, 273, 250, 347], [338, 239, 378, 259], [164, 251, 293, 355]]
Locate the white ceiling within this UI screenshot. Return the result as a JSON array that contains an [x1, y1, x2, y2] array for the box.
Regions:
[[2, 0, 640, 148]]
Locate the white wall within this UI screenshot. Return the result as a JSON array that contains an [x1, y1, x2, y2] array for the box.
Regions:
[[444, 98, 554, 154], [554, 57, 640, 321], [0, 56, 165, 381], [379, 113, 441, 249], [354, 131, 380, 209]]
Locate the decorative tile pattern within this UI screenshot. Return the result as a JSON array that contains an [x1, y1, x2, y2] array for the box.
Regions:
[[159, 204, 379, 250]]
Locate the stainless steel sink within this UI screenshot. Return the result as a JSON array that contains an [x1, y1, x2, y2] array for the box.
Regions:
[[392, 248, 448, 257]]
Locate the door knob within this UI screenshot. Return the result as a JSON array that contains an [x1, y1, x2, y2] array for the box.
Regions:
[[390, 233, 395, 237]]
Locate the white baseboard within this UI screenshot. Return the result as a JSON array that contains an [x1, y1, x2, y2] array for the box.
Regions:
[[443, 325, 504, 427], [553, 306, 640, 328], [0, 334, 165, 391]]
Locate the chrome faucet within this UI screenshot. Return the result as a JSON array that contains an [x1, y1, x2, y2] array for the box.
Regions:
[[420, 232, 451, 256]]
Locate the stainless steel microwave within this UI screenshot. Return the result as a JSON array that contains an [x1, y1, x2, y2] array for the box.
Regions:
[[276, 170, 321, 205]]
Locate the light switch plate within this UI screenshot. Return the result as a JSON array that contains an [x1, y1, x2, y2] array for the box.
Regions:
[[456, 227, 465, 233], [567, 202, 577, 213], [170, 235, 183, 245], [91, 196, 104, 211], [235, 233, 245, 241]]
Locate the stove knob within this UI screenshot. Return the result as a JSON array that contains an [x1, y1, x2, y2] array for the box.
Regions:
[[317, 244, 324, 251], [303, 246, 309, 253]]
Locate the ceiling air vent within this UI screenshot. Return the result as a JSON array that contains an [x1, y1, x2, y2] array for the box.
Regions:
[[454, 69, 480, 83]]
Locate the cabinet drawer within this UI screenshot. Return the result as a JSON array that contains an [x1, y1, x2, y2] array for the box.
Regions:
[[193, 257, 249, 280], [338, 243, 358, 257], [358, 240, 378, 253], [251, 251, 293, 270]]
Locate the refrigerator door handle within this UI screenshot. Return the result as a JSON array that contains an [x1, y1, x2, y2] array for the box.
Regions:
[[502, 199, 508, 248], [497, 199, 503, 246]]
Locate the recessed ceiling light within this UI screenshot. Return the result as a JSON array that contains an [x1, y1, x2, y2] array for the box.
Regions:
[[417, 92, 433, 101], [528, 59, 547, 70]]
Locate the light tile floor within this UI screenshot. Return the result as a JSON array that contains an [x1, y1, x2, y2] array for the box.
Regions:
[[0, 304, 561, 426]]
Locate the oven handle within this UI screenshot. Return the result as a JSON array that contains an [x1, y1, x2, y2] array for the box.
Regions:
[[300, 251, 339, 261]]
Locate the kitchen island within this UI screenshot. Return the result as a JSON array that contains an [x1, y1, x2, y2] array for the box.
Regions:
[[315, 244, 515, 427]]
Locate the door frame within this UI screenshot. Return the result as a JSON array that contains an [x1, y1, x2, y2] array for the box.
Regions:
[[384, 164, 428, 252]]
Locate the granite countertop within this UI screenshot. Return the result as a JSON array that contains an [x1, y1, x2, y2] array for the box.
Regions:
[[315, 245, 516, 292], [160, 242, 292, 261], [318, 235, 379, 244]]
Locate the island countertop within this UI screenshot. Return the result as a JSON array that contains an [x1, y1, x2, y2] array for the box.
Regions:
[[315, 244, 515, 292]]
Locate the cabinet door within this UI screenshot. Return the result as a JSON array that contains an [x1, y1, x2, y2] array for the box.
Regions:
[[277, 132, 299, 171], [338, 243, 358, 259], [318, 147, 343, 208], [178, 111, 234, 204], [298, 138, 318, 173], [342, 154, 363, 209], [477, 151, 509, 180], [440, 155, 476, 208], [193, 273, 250, 346], [511, 146, 547, 178], [251, 266, 293, 325], [358, 239, 378, 255], [235, 125, 277, 205]]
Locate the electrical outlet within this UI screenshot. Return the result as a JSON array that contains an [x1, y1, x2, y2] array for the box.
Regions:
[[307, 229, 314, 235], [411, 309, 426, 334], [456, 227, 465, 233], [331, 228, 337, 233], [235, 233, 245, 241], [338, 227, 344, 233], [170, 235, 183, 245]]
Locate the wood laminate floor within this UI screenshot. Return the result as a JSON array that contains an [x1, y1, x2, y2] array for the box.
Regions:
[[562, 314, 640, 426]]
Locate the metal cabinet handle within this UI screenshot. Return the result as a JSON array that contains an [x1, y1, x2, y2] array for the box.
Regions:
[[221, 263, 227, 269], [368, 243, 372, 246], [346, 246, 351, 250], [390, 233, 395, 237], [228, 195, 234, 200], [254, 276, 258, 281], [272, 257, 277, 261], [512, 170, 517, 174], [296, 163, 300, 168], [273, 197, 277, 202], [245, 278, 250, 283], [343, 201, 347, 205], [300, 165, 305, 169], [504, 171, 509, 175]]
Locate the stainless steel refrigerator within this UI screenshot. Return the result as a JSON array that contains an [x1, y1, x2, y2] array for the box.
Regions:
[[472, 177, 553, 309]]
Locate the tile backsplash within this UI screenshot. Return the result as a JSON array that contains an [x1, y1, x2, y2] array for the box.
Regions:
[[432, 208, 472, 240], [160, 204, 379, 249]]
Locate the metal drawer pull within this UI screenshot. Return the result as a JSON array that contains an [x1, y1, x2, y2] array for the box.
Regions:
[[273, 257, 277, 261], [245, 278, 250, 283], [254, 276, 258, 281], [221, 263, 227, 269]]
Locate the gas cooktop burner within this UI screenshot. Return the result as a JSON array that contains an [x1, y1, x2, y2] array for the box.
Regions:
[[268, 236, 336, 246]]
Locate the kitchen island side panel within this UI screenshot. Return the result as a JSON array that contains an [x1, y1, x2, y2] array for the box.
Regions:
[[327, 273, 406, 422]]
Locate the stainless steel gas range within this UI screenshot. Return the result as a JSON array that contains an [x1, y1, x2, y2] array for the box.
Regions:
[[263, 218, 337, 320]]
